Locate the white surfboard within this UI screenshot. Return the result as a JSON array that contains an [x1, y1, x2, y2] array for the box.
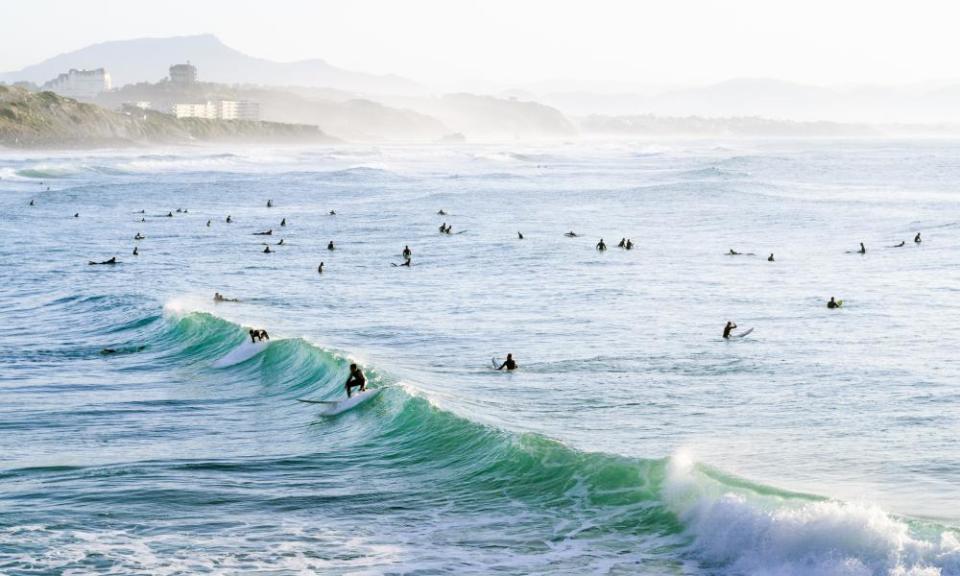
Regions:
[[492, 357, 501, 369], [734, 328, 754, 338], [314, 388, 382, 416], [212, 339, 269, 368]]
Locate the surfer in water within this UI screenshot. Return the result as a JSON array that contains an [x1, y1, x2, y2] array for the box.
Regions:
[[496, 354, 517, 371], [402, 245, 412, 259], [248, 329, 258, 343], [437, 209, 447, 215], [226, 215, 232, 223], [263, 246, 272, 253], [281, 218, 286, 227], [518, 231, 524, 239], [768, 253, 775, 262], [914, 232, 922, 244], [723, 321, 737, 339], [893, 240, 905, 247], [318, 262, 324, 274], [89, 257, 118, 265], [625, 239, 633, 250], [327, 241, 335, 250], [618, 238, 626, 248], [345, 363, 367, 397], [596, 238, 607, 251], [132, 246, 139, 256], [828, 297, 840, 309], [267, 199, 273, 208], [564, 231, 578, 237], [728, 249, 741, 255], [858, 242, 866, 255]]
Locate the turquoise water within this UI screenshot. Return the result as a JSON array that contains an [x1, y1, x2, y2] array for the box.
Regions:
[[1, 141, 958, 575]]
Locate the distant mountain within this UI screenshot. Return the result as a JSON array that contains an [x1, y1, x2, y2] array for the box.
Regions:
[[0, 34, 423, 95]]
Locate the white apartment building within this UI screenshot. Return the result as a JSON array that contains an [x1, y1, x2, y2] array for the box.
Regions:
[[43, 68, 112, 100], [172, 100, 260, 121]]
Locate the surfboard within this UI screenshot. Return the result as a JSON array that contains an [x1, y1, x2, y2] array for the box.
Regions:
[[734, 328, 754, 338], [492, 357, 500, 369], [313, 388, 382, 416], [212, 339, 269, 368]]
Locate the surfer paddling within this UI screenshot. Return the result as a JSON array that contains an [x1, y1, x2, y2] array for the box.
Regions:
[[723, 321, 737, 339], [496, 353, 517, 371], [345, 363, 367, 397]]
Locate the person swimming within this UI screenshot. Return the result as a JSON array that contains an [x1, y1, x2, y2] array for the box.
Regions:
[[518, 231, 524, 239], [894, 240, 905, 247], [596, 238, 607, 251], [827, 296, 840, 309], [496, 353, 517, 371], [263, 246, 272, 253], [328, 241, 335, 250], [89, 257, 118, 265], [723, 321, 737, 339], [317, 262, 324, 274], [345, 363, 367, 397], [402, 245, 412, 259], [768, 253, 775, 261], [914, 232, 922, 244]]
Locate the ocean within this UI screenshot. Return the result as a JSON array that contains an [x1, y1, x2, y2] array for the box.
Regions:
[[1, 140, 958, 575]]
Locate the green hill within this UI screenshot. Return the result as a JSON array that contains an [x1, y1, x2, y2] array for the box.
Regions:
[[0, 85, 335, 148]]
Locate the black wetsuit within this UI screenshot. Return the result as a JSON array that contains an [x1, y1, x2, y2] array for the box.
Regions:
[[345, 369, 366, 397]]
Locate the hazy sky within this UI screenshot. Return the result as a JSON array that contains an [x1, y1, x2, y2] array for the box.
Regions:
[[3, 0, 960, 90]]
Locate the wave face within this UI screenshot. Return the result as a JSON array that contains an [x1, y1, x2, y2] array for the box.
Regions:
[[2, 306, 956, 575], [2, 140, 960, 574]]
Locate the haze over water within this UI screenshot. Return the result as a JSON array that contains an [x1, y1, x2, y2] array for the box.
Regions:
[[1, 140, 958, 574]]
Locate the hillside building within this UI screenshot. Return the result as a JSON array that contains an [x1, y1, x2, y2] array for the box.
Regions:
[[42, 68, 111, 100], [172, 100, 260, 121], [169, 63, 198, 84]]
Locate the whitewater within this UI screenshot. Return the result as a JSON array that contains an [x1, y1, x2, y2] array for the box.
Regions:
[[1, 140, 958, 575]]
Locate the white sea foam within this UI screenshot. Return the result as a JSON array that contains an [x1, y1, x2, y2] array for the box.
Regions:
[[664, 452, 960, 576]]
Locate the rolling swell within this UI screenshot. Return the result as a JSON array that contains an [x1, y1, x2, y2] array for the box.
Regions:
[[145, 309, 960, 574]]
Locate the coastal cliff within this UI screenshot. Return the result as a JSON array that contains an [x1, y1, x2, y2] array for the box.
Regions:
[[0, 85, 335, 148]]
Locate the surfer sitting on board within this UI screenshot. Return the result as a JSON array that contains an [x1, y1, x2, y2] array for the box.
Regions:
[[402, 245, 412, 259], [496, 353, 517, 371], [723, 321, 737, 339], [345, 363, 367, 397]]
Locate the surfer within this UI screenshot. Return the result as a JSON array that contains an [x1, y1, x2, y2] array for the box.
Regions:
[[596, 238, 607, 251], [914, 232, 922, 244], [496, 354, 517, 371], [226, 215, 232, 223], [327, 241, 335, 250], [723, 321, 737, 339], [267, 199, 273, 208], [280, 218, 286, 227], [29, 199, 34, 206], [345, 363, 367, 397], [617, 238, 626, 248], [329, 210, 336, 215], [206, 220, 211, 227], [828, 297, 840, 309], [134, 233, 144, 240], [858, 242, 866, 255], [437, 209, 447, 215], [402, 245, 412, 259], [625, 239, 633, 250], [254, 230, 272, 236], [132, 246, 139, 256], [248, 329, 258, 343], [74, 212, 79, 218], [564, 231, 578, 237], [518, 231, 524, 239], [768, 253, 775, 262], [318, 262, 324, 274], [893, 240, 905, 247], [263, 246, 272, 253], [277, 239, 284, 246], [89, 257, 117, 265], [728, 249, 741, 255], [166, 211, 173, 217]]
